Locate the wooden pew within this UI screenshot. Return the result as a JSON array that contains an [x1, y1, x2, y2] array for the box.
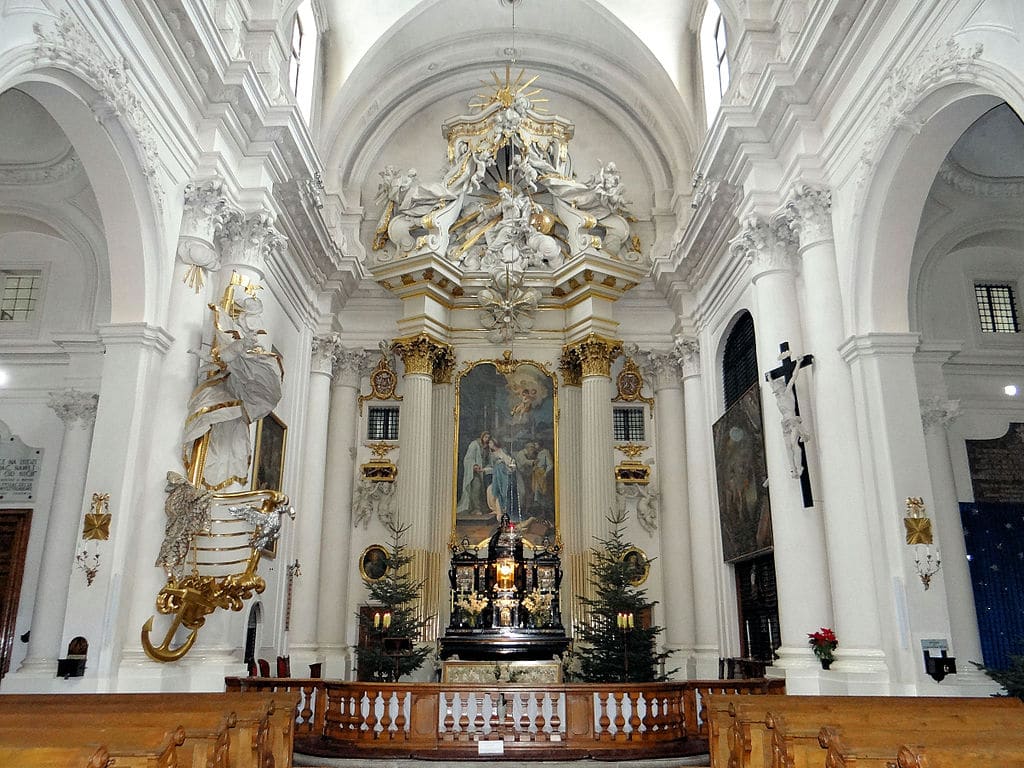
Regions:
[[0, 724, 185, 768], [896, 737, 1024, 768], [702, 685, 788, 768], [0, 744, 111, 768], [724, 695, 1024, 768]]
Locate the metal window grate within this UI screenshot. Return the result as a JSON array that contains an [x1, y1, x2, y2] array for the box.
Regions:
[[975, 283, 1019, 333], [613, 407, 645, 442], [367, 406, 400, 441], [1, 271, 41, 321], [723, 311, 758, 408]]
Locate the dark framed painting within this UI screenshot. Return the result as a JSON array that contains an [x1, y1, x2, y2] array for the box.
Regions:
[[252, 412, 287, 493], [712, 382, 773, 563], [360, 544, 389, 582], [453, 358, 558, 547], [621, 546, 649, 586]]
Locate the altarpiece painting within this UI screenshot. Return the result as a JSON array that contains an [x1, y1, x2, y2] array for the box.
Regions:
[[454, 357, 557, 547]]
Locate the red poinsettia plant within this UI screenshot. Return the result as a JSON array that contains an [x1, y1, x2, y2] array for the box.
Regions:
[[807, 627, 838, 662]]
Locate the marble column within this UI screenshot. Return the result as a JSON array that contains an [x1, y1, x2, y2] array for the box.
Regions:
[[643, 350, 696, 673], [289, 333, 341, 664], [557, 354, 583, 631], [571, 335, 622, 542], [393, 334, 452, 642], [676, 337, 723, 678], [732, 216, 832, 676], [780, 187, 885, 673], [919, 396, 984, 672], [19, 390, 98, 672], [317, 345, 370, 677]]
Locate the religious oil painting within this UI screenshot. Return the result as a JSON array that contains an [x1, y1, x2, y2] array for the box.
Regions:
[[454, 357, 558, 547], [252, 412, 287, 493], [712, 383, 773, 562]]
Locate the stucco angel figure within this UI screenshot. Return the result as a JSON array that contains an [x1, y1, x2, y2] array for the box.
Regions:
[[545, 161, 632, 256], [182, 295, 284, 490], [373, 166, 418, 251]]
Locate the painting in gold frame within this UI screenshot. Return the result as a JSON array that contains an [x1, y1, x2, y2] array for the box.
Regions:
[[252, 412, 287, 556], [453, 356, 558, 548]]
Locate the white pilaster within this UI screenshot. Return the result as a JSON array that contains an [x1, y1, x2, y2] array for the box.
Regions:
[[317, 345, 369, 678], [19, 390, 98, 674], [733, 216, 833, 683], [557, 358, 583, 632]]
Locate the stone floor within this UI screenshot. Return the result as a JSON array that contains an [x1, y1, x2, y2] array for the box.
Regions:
[[294, 755, 711, 768]]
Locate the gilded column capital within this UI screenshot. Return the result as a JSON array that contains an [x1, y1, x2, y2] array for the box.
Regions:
[[569, 334, 623, 379], [559, 348, 582, 387], [392, 334, 450, 377], [48, 388, 99, 428], [730, 214, 797, 278], [920, 395, 961, 433], [311, 333, 342, 376], [673, 335, 701, 379], [779, 184, 833, 248], [432, 345, 457, 385]]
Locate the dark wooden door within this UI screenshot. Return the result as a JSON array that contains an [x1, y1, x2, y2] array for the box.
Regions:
[[0, 509, 31, 677]]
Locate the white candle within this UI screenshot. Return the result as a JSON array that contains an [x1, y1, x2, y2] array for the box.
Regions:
[[745, 620, 751, 652]]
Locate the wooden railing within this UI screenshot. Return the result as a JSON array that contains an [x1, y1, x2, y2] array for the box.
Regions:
[[226, 676, 783, 758]]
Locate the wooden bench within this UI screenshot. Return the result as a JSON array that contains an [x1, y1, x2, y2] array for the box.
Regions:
[[700, 685, 788, 768], [0, 744, 111, 768], [896, 737, 1024, 768], [722, 695, 1024, 768], [0, 724, 185, 768]]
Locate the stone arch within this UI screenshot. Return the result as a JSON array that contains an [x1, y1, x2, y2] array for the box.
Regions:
[[0, 68, 162, 326]]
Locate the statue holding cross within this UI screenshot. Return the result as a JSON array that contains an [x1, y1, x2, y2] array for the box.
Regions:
[[765, 342, 814, 507]]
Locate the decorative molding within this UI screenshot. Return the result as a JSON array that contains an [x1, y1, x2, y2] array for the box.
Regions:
[[358, 343, 402, 413], [477, 271, 541, 344], [613, 351, 655, 406], [33, 12, 164, 207], [0, 146, 80, 186], [352, 477, 398, 529], [48, 388, 98, 428], [937, 159, 1024, 197], [857, 39, 984, 186], [616, 482, 659, 535], [920, 395, 961, 433]]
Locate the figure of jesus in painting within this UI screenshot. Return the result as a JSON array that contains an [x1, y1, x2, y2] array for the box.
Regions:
[[457, 431, 492, 516]]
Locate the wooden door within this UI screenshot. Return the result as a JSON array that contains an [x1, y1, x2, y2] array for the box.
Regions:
[[0, 510, 31, 677]]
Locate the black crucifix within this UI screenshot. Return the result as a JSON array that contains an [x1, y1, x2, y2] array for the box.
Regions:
[[765, 342, 814, 508]]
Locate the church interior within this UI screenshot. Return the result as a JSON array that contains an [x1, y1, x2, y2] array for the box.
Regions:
[[1, 0, 1024, 761]]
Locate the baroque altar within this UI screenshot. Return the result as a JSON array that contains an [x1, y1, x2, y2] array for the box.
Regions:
[[439, 515, 570, 662]]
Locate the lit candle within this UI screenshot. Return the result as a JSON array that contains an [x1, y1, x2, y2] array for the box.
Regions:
[[374, 612, 381, 629], [616, 613, 623, 629], [767, 621, 773, 648], [744, 620, 751, 652], [628, 613, 634, 629], [383, 612, 392, 630]]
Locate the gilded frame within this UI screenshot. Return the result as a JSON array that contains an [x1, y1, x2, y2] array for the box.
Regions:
[[621, 546, 649, 586], [359, 544, 389, 582], [452, 355, 558, 547], [252, 412, 287, 493]]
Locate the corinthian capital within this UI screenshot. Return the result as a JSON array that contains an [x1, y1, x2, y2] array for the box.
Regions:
[[334, 346, 372, 387], [780, 185, 833, 247], [310, 333, 342, 375], [217, 210, 285, 276], [49, 389, 99, 428], [392, 334, 452, 376], [673, 335, 701, 378], [634, 348, 682, 391], [730, 215, 797, 276], [920, 395, 961, 433], [568, 334, 623, 379]]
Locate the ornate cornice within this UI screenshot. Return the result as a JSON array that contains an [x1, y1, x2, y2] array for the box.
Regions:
[[730, 215, 797, 276], [392, 334, 451, 377], [674, 335, 701, 379], [567, 334, 623, 379], [33, 12, 164, 208], [0, 146, 80, 186], [937, 159, 1024, 198], [779, 185, 833, 248], [48, 388, 99, 428], [920, 395, 961, 433]]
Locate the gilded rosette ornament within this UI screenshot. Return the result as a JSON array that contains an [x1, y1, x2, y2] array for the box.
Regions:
[[82, 493, 111, 540], [904, 497, 934, 545]]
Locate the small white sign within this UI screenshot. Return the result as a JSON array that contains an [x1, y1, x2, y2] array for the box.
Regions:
[[478, 740, 505, 755]]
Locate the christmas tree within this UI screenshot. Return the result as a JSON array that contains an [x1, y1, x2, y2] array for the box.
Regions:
[[354, 522, 432, 681], [573, 509, 673, 682]]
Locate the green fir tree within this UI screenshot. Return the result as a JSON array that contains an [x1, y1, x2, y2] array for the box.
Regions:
[[572, 509, 673, 682], [354, 522, 432, 681]]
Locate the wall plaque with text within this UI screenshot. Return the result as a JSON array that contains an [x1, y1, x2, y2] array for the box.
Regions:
[[0, 422, 43, 503], [966, 423, 1024, 503]]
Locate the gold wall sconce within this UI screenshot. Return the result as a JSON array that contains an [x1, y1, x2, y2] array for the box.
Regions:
[[904, 497, 941, 590]]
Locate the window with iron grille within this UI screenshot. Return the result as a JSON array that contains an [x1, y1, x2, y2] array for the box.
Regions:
[[723, 311, 758, 408], [613, 406, 645, 442], [1, 270, 42, 321], [367, 406, 400, 441], [975, 283, 1019, 333]]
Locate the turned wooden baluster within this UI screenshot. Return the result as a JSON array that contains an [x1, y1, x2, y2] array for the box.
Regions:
[[629, 691, 643, 739], [361, 690, 379, 741], [441, 692, 455, 741], [613, 691, 627, 740], [517, 692, 531, 740], [472, 694, 486, 736], [533, 691, 546, 739], [393, 690, 407, 738], [597, 691, 612, 739], [548, 692, 562, 737], [457, 693, 471, 742]]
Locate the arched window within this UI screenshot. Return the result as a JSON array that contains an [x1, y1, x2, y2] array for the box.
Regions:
[[722, 310, 757, 408], [700, 0, 730, 125], [287, 0, 318, 122]]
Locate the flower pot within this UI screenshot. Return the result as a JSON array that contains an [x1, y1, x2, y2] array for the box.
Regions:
[[820, 659, 832, 670]]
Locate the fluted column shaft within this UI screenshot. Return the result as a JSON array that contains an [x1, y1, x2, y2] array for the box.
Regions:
[[317, 346, 368, 677], [21, 391, 98, 670], [290, 335, 340, 657], [646, 354, 696, 668], [430, 364, 456, 640], [782, 187, 884, 663], [735, 217, 832, 668], [557, 356, 583, 631], [679, 338, 722, 678], [920, 397, 983, 666]]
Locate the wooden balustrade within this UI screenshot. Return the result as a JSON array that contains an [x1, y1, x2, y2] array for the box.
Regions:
[[226, 676, 782, 759]]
